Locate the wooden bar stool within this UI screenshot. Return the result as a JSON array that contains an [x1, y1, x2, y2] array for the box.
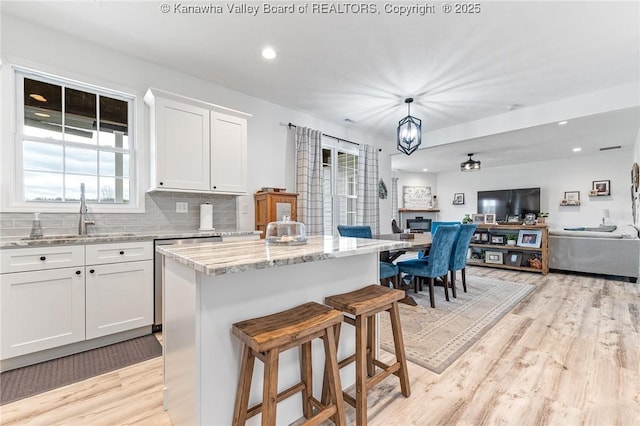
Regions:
[[232, 302, 346, 426], [323, 285, 410, 426]]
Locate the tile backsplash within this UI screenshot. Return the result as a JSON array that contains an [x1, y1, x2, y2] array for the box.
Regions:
[[0, 192, 237, 238]]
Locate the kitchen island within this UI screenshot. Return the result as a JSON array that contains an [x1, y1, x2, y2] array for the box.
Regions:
[[157, 235, 410, 425]]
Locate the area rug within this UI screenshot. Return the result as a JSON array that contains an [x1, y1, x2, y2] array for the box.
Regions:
[[380, 276, 535, 374], [0, 334, 162, 405]]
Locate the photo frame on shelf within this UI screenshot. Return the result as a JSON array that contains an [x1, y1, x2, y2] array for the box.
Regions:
[[480, 232, 490, 243], [472, 232, 482, 242], [592, 180, 610, 196], [506, 215, 521, 223], [564, 191, 580, 205], [491, 235, 505, 245], [484, 213, 497, 224], [485, 251, 503, 264], [471, 214, 485, 224], [505, 251, 523, 266], [517, 229, 542, 248], [452, 193, 465, 205]]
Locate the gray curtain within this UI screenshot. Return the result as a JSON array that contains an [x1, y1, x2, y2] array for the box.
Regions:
[[356, 144, 379, 234], [295, 127, 324, 235]]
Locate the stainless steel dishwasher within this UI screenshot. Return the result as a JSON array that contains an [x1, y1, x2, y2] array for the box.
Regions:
[[154, 236, 222, 331]]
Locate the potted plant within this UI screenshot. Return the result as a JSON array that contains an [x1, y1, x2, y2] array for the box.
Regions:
[[538, 212, 549, 224], [506, 234, 517, 246]]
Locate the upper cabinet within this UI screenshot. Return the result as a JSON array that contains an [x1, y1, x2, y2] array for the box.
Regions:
[[145, 88, 251, 195]]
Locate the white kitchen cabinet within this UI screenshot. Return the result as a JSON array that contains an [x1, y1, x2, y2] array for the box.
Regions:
[[85, 260, 153, 339], [85, 241, 153, 339], [145, 88, 250, 195], [1, 241, 153, 361], [149, 95, 210, 191], [0, 267, 86, 359], [210, 111, 247, 193]]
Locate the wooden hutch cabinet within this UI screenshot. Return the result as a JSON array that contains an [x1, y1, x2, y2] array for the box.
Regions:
[[254, 191, 298, 238]]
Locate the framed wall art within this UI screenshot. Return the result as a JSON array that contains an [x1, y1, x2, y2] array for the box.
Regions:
[[564, 191, 580, 205], [592, 180, 610, 196], [452, 193, 465, 205], [403, 186, 432, 209]]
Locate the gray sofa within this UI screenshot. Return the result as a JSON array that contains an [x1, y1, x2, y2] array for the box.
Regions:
[[549, 225, 640, 282]]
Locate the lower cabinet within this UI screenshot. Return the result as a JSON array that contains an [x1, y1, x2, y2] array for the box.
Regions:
[[0, 241, 153, 362], [0, 267, 86, 359], [85, 260, 153, 339]]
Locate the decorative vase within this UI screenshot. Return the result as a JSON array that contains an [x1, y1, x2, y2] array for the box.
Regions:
[[538, 217, 546, 224], [507, 240, 516, 246]]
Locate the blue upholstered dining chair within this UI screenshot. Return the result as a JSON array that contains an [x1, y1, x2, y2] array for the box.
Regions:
[[448, 223, 477, 297], [417, 221, 460, 259], [397, 224, 460, 308], [337, 225, 400, 288]]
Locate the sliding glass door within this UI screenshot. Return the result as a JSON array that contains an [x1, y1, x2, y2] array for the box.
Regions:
[[322, 146, 358, 236]]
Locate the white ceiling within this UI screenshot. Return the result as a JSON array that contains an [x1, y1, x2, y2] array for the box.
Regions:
[[3, 1, 639, 173]]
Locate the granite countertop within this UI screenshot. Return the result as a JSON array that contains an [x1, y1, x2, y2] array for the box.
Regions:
[[156, 235, 411, 276], [0, 230, 261, 248]]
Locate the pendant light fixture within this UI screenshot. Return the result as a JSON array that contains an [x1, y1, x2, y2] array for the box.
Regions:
[[397, 98, 422, 155], [460, 153, 481, 172]]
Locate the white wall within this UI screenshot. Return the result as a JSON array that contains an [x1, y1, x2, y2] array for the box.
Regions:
[[0, 14, 392, 231], [435, 149, 632, 229]]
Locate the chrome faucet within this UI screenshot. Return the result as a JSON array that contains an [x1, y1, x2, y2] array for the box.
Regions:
[[78, 183, 95, 236]]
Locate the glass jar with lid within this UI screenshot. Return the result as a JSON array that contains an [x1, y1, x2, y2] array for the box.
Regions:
[[265, 216, 307, 245]]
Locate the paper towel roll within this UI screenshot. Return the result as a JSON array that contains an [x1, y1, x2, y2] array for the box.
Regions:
[[199, 203, 214, 231]]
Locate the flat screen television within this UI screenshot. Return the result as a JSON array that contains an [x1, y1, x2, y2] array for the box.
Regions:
[[477, 187, 540, 221]]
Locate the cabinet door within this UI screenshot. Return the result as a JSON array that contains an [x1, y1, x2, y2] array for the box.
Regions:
[[85, 260, 153, 339], [1, 267, 85, 359], [210, 111, 247, 194], [155, 97, 210, 191]]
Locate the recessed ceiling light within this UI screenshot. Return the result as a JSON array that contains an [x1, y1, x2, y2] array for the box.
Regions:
[[29, 93, 47, 102], [34, 112, 50, 117], [261, 46, 277, 60], [558, 120, 568, 125], [572, 147, 582, 152], [422, 168, 428, 172]]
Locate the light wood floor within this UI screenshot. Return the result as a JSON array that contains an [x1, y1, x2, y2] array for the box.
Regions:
[[1, 268, 639, 425]]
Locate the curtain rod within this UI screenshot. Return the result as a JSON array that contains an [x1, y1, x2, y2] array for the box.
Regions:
[[287, 122, 359, 146]]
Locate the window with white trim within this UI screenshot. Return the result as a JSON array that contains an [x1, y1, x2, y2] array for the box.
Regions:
[[322, 145, 358, 236], [16, 70, 135, 205]]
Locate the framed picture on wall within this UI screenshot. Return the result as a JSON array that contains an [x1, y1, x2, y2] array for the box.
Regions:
[[592, 180, 610, 196], [452, 193, 465, 205]]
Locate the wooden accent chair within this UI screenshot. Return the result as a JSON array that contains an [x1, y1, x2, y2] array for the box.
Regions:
[[337, 225, 399, 288], [232, 302, 346, 426], [323, 285, 410, 426], [397, 224, 460, 308]]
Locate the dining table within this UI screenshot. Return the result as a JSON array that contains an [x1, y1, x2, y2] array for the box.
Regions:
[[375, 232, 433, 305]]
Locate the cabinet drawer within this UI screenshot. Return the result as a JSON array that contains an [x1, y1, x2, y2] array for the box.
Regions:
[[1, 245, 85, 273], [86, 241, 153, 265]]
